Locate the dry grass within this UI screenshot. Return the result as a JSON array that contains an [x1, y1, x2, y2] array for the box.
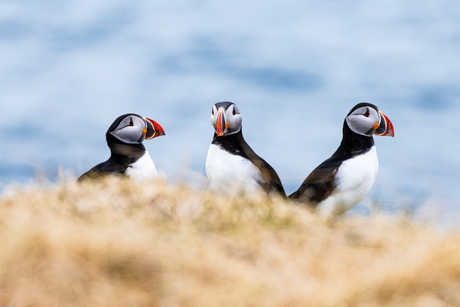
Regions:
[[0, 177, 459, 306]]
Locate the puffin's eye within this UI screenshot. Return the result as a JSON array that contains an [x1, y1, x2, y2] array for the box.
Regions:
[[212, 108, 214, 115], [232, 107, 237, 116], [363, 109, 370, 117], [128, 119, 134, 126]]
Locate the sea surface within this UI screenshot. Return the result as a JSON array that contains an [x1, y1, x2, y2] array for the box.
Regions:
[[1, 0, 459, 225]]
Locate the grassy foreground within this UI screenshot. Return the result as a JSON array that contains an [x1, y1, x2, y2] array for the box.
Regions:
[[0, 177, 459, 306]]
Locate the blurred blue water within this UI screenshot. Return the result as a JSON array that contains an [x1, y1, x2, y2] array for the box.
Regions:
[[0, 0, 459, 225]]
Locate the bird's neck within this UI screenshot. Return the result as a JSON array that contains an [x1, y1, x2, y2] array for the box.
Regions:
[[211, 130, 248, 158], [106, 134, 146, 164], [335, 121, 375, 157]]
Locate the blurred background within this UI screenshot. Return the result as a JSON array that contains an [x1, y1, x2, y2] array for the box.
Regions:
[[1, 1, 459, 225]]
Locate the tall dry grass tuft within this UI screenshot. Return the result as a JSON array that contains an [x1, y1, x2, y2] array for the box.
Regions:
[[0, 176, 459, 306]]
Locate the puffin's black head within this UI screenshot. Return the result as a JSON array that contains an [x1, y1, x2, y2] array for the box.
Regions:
[[107, 113, 165, 144], [210, 101, 242, 136], [345, 103, 394, 137]]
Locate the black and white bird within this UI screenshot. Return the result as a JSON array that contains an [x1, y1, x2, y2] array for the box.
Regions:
[[289, 103, 394, 218], [205, 101, 286, 196], [78, 113, 165, 181]]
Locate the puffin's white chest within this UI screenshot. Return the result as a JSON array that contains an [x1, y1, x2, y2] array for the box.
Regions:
[[125, 150, 157, 180], [318, 146, 379, 217], [206, 144, 261, 193]]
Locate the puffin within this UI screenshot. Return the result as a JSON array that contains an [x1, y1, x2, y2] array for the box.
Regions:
[[289, 103, 394, 218], [205, 101, 286, 196], [78, 113, 165, 181]]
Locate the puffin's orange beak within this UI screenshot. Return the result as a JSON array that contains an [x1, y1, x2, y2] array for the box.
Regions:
[[144, 117, 165, 140], [216, 109, 226, 136], [374, 112, 394, 137]]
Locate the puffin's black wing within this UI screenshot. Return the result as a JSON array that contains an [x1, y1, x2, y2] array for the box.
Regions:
[[288, 157, 342, 206], [240, 141, 286, 197], [77, 159, 126, 182]]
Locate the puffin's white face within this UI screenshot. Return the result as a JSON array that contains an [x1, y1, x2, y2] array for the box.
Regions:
[[210, 102, 242, 136], [346, 103, 394, 137], [108, 113, 165, 144]]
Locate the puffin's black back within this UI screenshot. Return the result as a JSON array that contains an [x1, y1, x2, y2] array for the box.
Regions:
[[289, 118, 375, 205], [212, 130, 286, 197], [77, 131, 146, 182]]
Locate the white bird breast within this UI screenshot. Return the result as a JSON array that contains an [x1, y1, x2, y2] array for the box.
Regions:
[[318, 146, 379, 218], [206, 144, 262, 194], [125, 150, 158, 180]]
